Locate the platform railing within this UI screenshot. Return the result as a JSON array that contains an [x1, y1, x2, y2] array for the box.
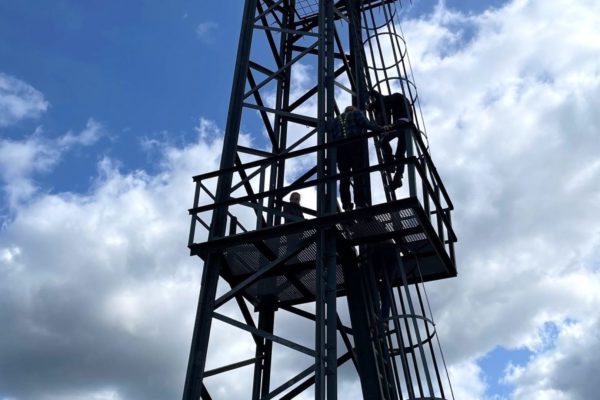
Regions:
[[188, 123, 455, 259]]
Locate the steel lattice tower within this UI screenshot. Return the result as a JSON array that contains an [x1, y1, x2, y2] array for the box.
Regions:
[[183, 1, 457, 399]]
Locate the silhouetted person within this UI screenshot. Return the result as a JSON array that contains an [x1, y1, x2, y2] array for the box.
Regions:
[[283, 192, 305, 223], [367, 240, 401, 325], [280, 192, 305, 262], [367, 90, 414, 190], [333, 106, 381, 211]]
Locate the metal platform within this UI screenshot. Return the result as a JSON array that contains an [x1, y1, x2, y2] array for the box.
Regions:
[[294, 0, 399, 20], [183, 1, 458, 398], [189, 197, 455, 308]]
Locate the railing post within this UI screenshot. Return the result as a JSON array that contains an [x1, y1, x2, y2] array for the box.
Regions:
[[406, 126, 417, 197], [421, 157, 431, 216], [188, 181, 202, 247], [435, 184, 445, 245]]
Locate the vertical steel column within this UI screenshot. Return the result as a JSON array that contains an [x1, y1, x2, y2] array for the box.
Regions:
[[182, 1, 258, 399], [407, 126, 417, 197], [361, 259, 395, 399], [251, 309, 275, 399], [342, 259, 381, 399], [348, 0, 367, 107], [267, 0, 295, 227], [347, 0, 372, 206], [316, 0, 337, 398], [324, 1, 337, 398]]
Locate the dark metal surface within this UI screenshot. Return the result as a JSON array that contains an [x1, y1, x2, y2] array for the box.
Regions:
[[190, 198, 454, 307], [183, 1, 457, 399]]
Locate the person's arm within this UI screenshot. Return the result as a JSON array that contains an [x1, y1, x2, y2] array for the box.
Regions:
[[356, 110, 381, 131], [331, 118, 341, 139], [295, 205, 305, 220], [283, 203, 304, 222]]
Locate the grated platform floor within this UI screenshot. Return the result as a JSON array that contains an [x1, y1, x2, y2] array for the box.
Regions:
[[190, 197, 455, 307]]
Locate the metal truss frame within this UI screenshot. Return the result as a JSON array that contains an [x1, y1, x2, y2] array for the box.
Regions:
[[183, 1, 457, 399]]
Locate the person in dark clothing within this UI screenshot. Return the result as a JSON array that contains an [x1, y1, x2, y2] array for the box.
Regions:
[[367, 90, 414, 190], [367, 240, 401, 324], [367, 90, 412, 125], [281, 192, 305, 261], [283, 192, 305, 223], [332, 106, 382, 211]]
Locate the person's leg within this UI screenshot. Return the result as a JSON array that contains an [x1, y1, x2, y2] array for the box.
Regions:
[[352, 143, 369, 208], [337, 150, 353, 210], [379, 134, 395, 172], [394, 126, 408, 179], [379, 280, 391, 321], [388, 126, 408, 190]]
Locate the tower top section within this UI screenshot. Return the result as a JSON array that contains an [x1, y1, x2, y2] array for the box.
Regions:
[[186, 0, 456, 308], [293, 0, 399, 20]]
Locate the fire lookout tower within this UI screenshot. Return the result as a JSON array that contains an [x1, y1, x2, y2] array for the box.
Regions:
[[184, 1, 457, 399]]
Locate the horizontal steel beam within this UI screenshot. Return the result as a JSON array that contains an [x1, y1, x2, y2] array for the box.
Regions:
[[204, 356, 263, 378], [213, 312, 316, 357], [243, 102, 319, 127], [191, 197, 421, 254], [213, 233, 317, 308]]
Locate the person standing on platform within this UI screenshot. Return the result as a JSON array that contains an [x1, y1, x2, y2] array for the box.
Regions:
[[281, 192, 305, 262], [283, 191, 305, 223], [332, 105, 383, 211]]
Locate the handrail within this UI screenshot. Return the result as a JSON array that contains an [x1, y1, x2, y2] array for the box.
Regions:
[[189, 154, 456, 243], [190, 156, 419, 214], [192, 125, 390, 182], [192, 123, 454, 211], [189, 122, 456, 243]]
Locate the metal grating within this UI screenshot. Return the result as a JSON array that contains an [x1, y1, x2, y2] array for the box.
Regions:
[[295, 0, 320, 19], [337, 207, 418, 242], [216, 204, 451, 306]]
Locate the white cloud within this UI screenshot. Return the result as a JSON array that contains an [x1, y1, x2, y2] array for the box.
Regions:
[[0, 72, 49, 127], [1, 0, 600, 399], [0, 119, 225, 399], [447, 359, 488, 400], [0, 128, 58, 204], [196, 21, 218, 42], [398, 0, 600, 398], [0, 118, 104, 207], [57, 119, 105, 148], [503, 318, 600, 400]]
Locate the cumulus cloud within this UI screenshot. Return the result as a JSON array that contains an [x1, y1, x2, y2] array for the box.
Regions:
[[0, 119, 105, 207], [503, 317, 600, 400], [196, 21, 219, 43], [0, 72, 49, 127], [0, 119, 225, 400], [57, 119, 105, 148], [1, 0, 600, 399], [447, 359, 487, 400], [398, 0, 600, 398]]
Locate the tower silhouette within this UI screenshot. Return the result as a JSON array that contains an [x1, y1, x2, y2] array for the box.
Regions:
[[184, 1, 457, 399]]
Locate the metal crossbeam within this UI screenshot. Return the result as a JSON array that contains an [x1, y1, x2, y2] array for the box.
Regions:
[[204, 356, 263, 378], [213, 232, 317, 308], [213, 312, 316, 357], [183, 1, 458, 399]]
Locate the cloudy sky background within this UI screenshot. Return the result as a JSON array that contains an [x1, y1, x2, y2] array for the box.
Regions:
[[1, 0, 599, 399]]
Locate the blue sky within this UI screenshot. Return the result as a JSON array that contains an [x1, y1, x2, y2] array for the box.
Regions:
[[0, 0, 506, 189], [1, 1, 600, 399], [0, 0, 244, 191]]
